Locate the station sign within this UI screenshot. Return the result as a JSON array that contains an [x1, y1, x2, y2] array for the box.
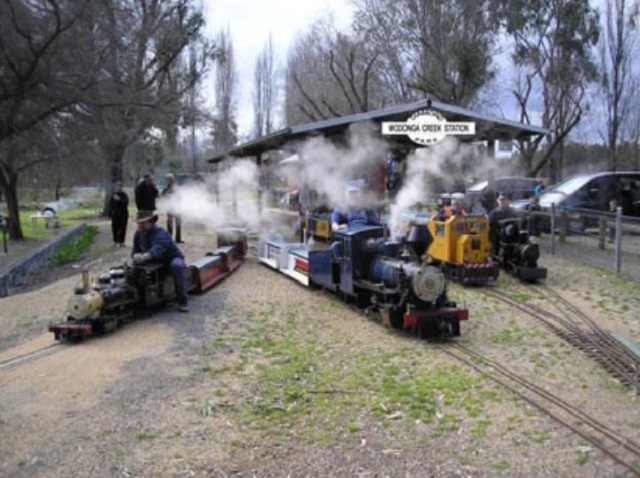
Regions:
[[382, 109, 476, 146]]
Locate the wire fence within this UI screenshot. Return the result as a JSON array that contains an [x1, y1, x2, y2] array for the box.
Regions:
[[533, 205, 640, 282]]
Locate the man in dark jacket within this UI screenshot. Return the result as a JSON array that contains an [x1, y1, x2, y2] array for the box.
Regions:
[[135, 174, 159, 212], [108, 182, 129, 247], [132, 210, 189, 312], [488, 194, 520, 255]]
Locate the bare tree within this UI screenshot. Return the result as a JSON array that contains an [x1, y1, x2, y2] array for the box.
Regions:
[[352, 0, 414, 103], [253, 35, 277, 137], [598, 0, 639, 171], [210, 28, 238, 153], [352, 0, 498, 107], [284, 15, 382, 125], [498, 0, 600, 181], [78, 0, 215, 214], [627, 81, 640, 170], [0, 0, 92, 239]]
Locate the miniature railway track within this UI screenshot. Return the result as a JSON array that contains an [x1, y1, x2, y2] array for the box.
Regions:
[[440, 343, 640, 476], [0, 343, 66, 371], [483, 286, 640, 391]]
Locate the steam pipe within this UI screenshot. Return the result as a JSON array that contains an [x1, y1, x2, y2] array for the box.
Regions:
[[82, 270, 90, 293]]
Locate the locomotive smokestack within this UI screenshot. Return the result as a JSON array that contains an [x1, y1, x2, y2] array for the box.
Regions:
[[82, 270, 90, 293]]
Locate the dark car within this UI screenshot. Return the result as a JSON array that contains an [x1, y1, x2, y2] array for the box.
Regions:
[[467, 177, 542, 211], [538, 171, 640, 231]]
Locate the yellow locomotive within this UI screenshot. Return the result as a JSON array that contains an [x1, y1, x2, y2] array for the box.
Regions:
[[426, 215, 499, 284]]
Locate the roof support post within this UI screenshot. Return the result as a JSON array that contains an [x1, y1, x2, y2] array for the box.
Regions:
[[486, 139, 496, 159], [256, 153, 263, 215], [487, 139, 496, 183]]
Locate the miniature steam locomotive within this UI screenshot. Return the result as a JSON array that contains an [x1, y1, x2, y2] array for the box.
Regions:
[[48, 229, 247, 341], [426, 214, 499, 285], [493, 217, 547, 282], [413, 213, 546, 284], [258, 225, 468, 338]]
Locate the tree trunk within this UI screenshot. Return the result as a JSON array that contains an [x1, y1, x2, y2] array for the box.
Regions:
[[0, 167, 24, 240]]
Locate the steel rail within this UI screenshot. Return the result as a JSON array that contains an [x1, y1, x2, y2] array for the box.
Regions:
[[484, 288, 640, 390], [0, 343, 66, 371], [441, 343, 640, 475]]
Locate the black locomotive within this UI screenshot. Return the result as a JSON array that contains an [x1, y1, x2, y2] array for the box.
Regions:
[[49, 229, 247, 341], [493, 217, 547, 282]]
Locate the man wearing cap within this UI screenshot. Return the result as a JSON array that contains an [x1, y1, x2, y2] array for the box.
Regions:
[[331, 180, 381, 232], [131, 210, 189, 312], [488, 194, 520, 255]]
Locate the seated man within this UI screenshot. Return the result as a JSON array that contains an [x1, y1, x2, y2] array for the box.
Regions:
[[131, 210, 189, 312], [331, 181, 381, 232]]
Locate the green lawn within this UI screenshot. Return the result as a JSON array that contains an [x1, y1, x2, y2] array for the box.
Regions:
[[15, 205, 105, 241]]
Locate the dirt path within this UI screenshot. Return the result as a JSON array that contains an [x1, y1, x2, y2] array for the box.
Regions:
[[0, 217, 639, 477]]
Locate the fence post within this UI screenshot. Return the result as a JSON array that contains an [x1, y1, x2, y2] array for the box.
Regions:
[[614, 206, 622, 275], [550, 203, 556, 255], [598, 216, 606, 250]]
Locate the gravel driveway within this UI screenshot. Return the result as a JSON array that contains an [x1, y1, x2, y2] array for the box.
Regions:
[[0, 217, 638, 477]]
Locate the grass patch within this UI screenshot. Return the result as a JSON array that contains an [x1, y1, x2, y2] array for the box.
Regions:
[[492, 459, 510, 471], [135, 430, 158, 440], [49, 225, 98, 266], [211, 317, 493, 446], [16, 204, 102, 241], [490, 323, 544, 346], [522, 428, 550, 444]]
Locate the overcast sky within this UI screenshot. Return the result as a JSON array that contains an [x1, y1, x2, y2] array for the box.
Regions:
[[202, 0, 354, 139]]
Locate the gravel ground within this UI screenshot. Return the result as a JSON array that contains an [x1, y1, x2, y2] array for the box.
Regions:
[[0, 216, 639, 478]]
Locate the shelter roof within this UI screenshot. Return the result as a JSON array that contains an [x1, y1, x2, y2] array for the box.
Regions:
[[208, 98, 549, 163]]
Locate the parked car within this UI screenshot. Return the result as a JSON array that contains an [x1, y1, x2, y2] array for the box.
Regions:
[[466, 177, 542, 212], [538, 171, 640, 232]]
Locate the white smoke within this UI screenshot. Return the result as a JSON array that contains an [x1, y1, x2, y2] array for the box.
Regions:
[[295, 121, 389, 208], [158, 159, 262, 233], [158, 120, 503, 241], [387, 137, 496, 240]]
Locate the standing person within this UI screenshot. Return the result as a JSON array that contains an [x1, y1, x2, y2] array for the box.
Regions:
[[488, 194, 520, 255], [131, 210, 189, 312], [135, 174, 159, 212], [331, 181, 381, 232], [161, 173, 183, 243], [108, 182, 129, 247]]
